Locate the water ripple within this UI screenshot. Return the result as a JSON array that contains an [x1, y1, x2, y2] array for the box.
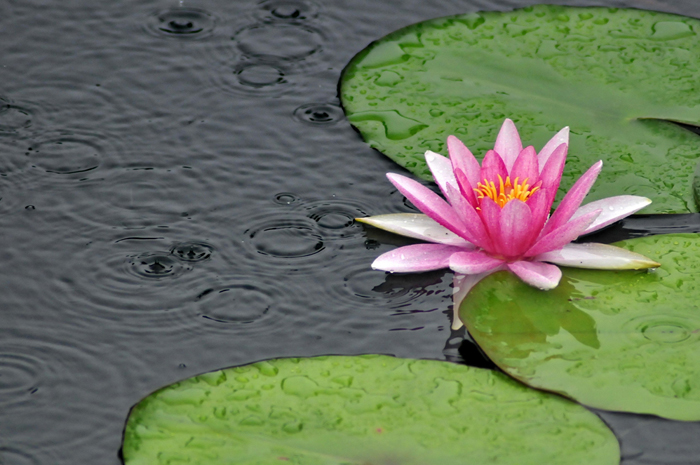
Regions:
[[233, 23, 323, 62], [0, 95, 34, 135], [145, 7, 217, 39], [255, 0, 320, 22], [195, 275, 280, 324], [29, 133, 103, 175], [0, 129, 125, 191], [0, 328, 143, 456], [272, 192, 300, 205], [0, 351, 45, 409], [296, 198, 368, 239], [293, 103, 344, 125], [0, 446, 46, 465], [127, 252, 189, 279], [243, 214, 325, 261], [58, 164, 219, 229], [323, 253, 449, 314], [53, 229, 216, 334], [170, 241, 214, 262], [208, 58, 293, 97], [206, 7, 333, 96]]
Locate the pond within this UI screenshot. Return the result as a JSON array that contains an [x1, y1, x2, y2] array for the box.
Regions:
[[1, 0, 699, 463]]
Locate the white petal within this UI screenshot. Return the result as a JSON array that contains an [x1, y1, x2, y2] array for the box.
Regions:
[[537, 126, 569, 170], [573, 195, 652, 235], [356, 214, 473, 247], [507, 260, 562, 290], [494, 119, 523, 172], [425, 150, 461, 206], [372, 244, 463, 273], [536, 242, 660, 270], [449, 250, 504, 274], [452, 270, 501, 330]]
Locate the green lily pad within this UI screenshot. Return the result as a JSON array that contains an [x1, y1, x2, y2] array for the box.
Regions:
[[460, 234, 700, 421], [340, 5, 700, 213], [122, 355, 619, 464]]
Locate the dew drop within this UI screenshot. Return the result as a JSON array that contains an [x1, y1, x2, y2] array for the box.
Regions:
[[239, 414, 264, 425], [253, 361, 279, 377], [347, 110, 427, 140], [650, 21, 696, 41], [281, 376, 319, 398], [282, 420, 303, 433]]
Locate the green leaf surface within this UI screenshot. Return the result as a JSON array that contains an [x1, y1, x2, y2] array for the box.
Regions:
[[340, 5, 700, 213], [460, 234, 700, 421], [122, 355, 619, 464]]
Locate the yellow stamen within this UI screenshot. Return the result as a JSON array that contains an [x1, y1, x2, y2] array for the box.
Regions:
[[474, 175, 540, 208]]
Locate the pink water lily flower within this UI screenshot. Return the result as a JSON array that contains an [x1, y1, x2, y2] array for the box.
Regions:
[[358, 119, 660, 330]]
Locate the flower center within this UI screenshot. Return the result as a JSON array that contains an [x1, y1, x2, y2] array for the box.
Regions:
[[474, 175, 540, 208]]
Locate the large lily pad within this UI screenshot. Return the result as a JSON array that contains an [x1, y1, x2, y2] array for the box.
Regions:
[[340, 5, 700, 213], [122, 355, 619, 464], [460, 234, 700, 421]]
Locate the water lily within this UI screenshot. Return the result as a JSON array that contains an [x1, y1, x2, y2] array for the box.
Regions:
[[358, 119, 659, 330]]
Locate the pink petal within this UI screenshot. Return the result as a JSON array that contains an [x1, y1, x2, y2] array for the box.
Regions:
[[371, 243, 464, 273], [497, 199, 534, 258], [447, 135, 481, 188], [494, 118, 523, 172], [539, 160, 603, 238], [538, 143, 568, 209], [476, 196, 501, 255], [525, 188, 550, 237], [425, 150, 459, 205], [525, 209, 601, 257], [573, 196, 652, 235], [536, 243, 660, 270], [507, 260, 562, 290], [449, 250, 504, 274], [510, 146, 539, 186], [387, 173, 468, 240], [452, 270, 501, 330], [480, 149, 508, 184], [445, 184, 495, 251], [538, 126, 569, 170], [355, 213, 473, 247], [454, 168, 478, 207]]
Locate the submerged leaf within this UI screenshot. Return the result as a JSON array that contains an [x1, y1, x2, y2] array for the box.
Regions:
[[122, 355, 619, 464], [461, 234, 700, 421], [341, 5, 700, 213]]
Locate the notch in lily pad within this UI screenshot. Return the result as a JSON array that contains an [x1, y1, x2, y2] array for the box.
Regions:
[[341, 5, 700, 213]]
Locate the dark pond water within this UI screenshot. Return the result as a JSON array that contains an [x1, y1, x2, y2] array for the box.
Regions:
[[1, 0, 699, 463]]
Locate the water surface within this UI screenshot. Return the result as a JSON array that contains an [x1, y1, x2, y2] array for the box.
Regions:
[[1, 0, 699, 463]]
